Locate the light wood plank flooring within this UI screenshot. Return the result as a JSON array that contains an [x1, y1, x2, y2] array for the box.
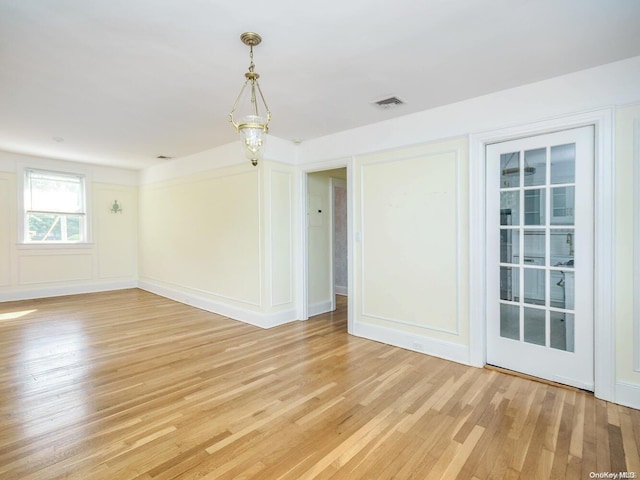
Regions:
[[0, 289, 638, 479]]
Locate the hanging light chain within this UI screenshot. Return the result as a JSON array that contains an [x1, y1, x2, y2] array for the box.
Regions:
[[248, 45, 255, 73]]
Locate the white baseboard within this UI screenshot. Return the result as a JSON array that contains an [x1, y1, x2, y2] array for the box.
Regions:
[[335, 285, 348, 296], [308, 299, 333, 317], [353, 320, 471, 366], [139, 279, 298, 329], [0, 280, 138, 302], [615, 381, 640, 410]]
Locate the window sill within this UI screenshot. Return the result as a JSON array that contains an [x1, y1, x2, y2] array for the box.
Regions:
[[16, 242, 95, 250]]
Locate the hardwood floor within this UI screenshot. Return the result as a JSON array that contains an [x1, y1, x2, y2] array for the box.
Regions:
[[0, 289, 638, 479]]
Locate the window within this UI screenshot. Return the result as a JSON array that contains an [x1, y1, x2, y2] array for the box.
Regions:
[[23, 169, 87, 243]]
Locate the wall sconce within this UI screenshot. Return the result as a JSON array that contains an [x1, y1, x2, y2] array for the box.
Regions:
[[110, 200, 123, 213]]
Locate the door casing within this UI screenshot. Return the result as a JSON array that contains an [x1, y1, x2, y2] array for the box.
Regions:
[[469, 108, 615, 402]]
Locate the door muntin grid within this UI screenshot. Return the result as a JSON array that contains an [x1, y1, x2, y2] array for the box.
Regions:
[[499, 143, 576, 352]]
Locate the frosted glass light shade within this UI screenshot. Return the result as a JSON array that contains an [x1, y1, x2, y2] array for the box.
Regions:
[[238, 115, 267, 166]]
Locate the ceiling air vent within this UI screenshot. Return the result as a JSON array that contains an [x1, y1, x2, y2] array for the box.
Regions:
[[372, 96, 405, 109]]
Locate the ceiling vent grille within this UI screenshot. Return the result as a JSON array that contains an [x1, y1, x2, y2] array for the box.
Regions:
[[372, 96, 405, 109]]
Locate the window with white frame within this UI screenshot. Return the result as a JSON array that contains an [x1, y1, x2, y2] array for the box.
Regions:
[[23, 169, 87, 243]]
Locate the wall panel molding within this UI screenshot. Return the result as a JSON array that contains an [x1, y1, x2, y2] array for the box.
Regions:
[[17, 253, 93, 285], [633, 117, 640, 372], [269, 169, 294, 307], [0, 176, 10, 286], [359, 145, 464, 336]]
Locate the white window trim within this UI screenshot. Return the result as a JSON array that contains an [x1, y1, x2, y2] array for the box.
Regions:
[[469, 107, 615, 402], [17, 162, 93, 247]]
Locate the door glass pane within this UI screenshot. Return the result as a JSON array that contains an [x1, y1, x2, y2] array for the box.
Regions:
[[551, 186, 575, 225], [500, 303, 520, 340], [500, 152, 520, 188], [524, 148, 546, 186], [523, 268, 545, 306], [551, 143, 575, 184], [500, 266, 520, 302], [550, 228, 575, 267], [523, 230, 545, 266], [550, 271, 574, 310], [500, 191, 520, 226], [524, 307, 546, 346], [550, 311, 574, 352], [524, 189, 545, 225], [500, 229, 519, 264]]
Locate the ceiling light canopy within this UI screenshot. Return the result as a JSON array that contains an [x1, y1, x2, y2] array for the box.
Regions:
[[229, 32, 271, 167]]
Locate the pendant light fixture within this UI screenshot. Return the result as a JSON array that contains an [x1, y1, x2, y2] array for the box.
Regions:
[[229, 32, 271, 166]]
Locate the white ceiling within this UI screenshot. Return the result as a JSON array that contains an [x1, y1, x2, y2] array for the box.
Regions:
[[1, 0, 639, 170]]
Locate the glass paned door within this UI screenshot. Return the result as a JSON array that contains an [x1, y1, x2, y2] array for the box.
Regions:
[[486, 126, 594, 390]]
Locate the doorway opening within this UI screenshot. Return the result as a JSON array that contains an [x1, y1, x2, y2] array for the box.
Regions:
[[305, 167, 349, 322]]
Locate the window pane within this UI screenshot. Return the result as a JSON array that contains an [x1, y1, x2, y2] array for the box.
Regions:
[[550, 311, 574, 352], [524, 189, 545, 225], [27, 170, 84, 214], [523, 268, 545, 306], [500, 303, 520, 340], [500, 229, 519, 264], [523, 229, 545, 266], [551, 186, 575, 225], [524, 307, 546, 346], [500, 266, 520, 302], [27, 213, 84, 242], [550, 271, 574, 310], [523, 148, 546, 187], [550, 228, 575, 267], [500, 152, 520, 188], [550, 143, 575, 185], [500, 191, 520, 226]]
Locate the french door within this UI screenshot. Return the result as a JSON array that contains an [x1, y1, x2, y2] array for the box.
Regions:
[[486, 126, 594, 390]]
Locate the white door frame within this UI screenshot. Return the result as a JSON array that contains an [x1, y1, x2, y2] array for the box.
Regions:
[[297, 158, 354, 334], [469, 108, 615, 402], [331, 177, 348, 301]]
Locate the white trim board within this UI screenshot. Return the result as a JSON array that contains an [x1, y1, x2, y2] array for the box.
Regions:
[[268, 168, 294, 308], [353, 321, 470, 366], [139, 280, 298, 329], [615, 381, 640, 410], [469, 107, 615, 402], [0, 280, 137, 302], [634, 117, 640, 372], [308, 300, 334, 318]]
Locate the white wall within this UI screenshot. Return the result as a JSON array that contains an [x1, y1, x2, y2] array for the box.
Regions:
[[352, 138, 469, 363], [615, 103, 640, 408], [297, 55, 640, 408], [0, 151, 138, 301], [139, 164, 262, 306], [138, 141, 298, 328]]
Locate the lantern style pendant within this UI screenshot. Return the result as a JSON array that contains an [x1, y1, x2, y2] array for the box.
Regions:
[[229, 32, 271, 166]]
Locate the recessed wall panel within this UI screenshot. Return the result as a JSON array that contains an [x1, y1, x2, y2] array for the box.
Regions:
[[358, 141, 466, 337], [270, 170, 293, 306], [18, 253, 92, 285]]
